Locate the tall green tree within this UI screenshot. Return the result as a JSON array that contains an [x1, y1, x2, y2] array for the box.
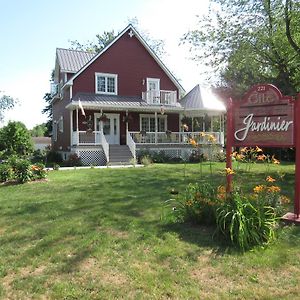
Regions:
[[0, 121, 34, 157], [69, 30, 116, 53], [42, 91, 53, 135], [182, 0, 300, 98], [30, 123, 48, 137], [69, 19, 166, 57], [0, 92, 16, 122]]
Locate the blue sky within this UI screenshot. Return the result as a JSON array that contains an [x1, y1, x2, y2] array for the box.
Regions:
[[0, 0, 209, 129]]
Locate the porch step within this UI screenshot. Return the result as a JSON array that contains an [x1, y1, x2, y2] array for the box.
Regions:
[[109, 145, 134, 164]]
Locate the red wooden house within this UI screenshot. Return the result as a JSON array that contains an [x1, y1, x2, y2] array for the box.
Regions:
[[51, 24, 225, 165]]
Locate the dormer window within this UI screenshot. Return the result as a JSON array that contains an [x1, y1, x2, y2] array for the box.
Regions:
[[95, 73, 118, 95]]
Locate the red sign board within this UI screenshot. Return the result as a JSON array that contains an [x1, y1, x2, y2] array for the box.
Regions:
[[233, 84, 294, 147], [226, 84, 300, 222]]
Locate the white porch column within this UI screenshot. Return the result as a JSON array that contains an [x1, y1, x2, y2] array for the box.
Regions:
[[70, 110, 73, 146], [203, 116, 206, 132], [100, 109, 103, 133], [191, 116, 194, 132], [155, 111, 158, 144], [179, 113, 182, 143], [210, 116, 213, 132], [125, 110, 129, 145], [126, 110, 129, 134], [76, 108, 79, 144]]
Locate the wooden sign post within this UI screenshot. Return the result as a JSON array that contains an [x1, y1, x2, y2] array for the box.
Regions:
[[226, 84, 300, 222]]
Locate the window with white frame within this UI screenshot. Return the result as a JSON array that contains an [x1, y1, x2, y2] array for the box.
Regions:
[[140, 115, 167, 132], [95, 73, 118, 94], [53, 121, 58, 142], [58, 116, 64, 133]]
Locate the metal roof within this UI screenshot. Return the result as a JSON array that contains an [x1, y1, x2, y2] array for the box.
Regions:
[[180, 85, 226, 112], [68, 93, 183, 111], [56, 48, 95, 73], [32, 137, 51, 144]]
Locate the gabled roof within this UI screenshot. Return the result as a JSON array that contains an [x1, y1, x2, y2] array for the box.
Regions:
[[56, 48, 95, 73], [64, 24, 185, 93], [180, 84, 226, 112]]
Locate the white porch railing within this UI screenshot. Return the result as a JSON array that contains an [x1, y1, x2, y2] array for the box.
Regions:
[[129, 131, 224, 145], [127, 131, 136, 160], [72, 131, 101, 145], [142, 90, 177, 105], [99, 131, 109, 163], [72, 131, 109, 162]]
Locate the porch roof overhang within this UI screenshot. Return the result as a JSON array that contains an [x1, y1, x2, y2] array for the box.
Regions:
[[183, 109, 225, 117], [180, 85, 226, 116], [66, 92, 184, 113]]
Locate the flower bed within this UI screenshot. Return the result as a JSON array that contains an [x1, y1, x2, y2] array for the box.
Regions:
[[166, 147, 290, 250], [0, 157, 47, 184]]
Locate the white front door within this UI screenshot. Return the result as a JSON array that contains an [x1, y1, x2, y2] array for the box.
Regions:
[[146, 78, 160, 104], [95, 113, 120, 144]]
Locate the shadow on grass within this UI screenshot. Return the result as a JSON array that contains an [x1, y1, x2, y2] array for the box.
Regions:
[[159, 222, 230, 255]]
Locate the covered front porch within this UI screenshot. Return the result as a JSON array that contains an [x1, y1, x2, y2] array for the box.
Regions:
[[67, 87, 226, 164], [70, 110, 225, 147]]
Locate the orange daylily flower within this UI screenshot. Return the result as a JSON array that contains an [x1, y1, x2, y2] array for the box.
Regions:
[[240, 147, 248, 153], [267, 186, 281, 193], [231, 151, 237, 158], [255, 146, 263, 153], [280, 195, 290, 205], [31, 165, 41, 171], [272, 156, 280, 164], [182, 124, 189, 131], [189, 138, 197, 147], [225, 167, 235, 175], [207, 135, 217, 143], [236, 154, 245, 160], [266, 176, 276, 183], [257, 154, 267, 161], [253, 185, 266, 193]]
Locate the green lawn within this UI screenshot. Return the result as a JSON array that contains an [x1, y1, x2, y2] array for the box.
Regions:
[[0, 162, 299, 299]]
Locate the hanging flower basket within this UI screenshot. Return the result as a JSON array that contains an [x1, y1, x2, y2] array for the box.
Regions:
[[99, 114, 108, 122]]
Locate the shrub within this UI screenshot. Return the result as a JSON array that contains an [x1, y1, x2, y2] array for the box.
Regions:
[[168, 183, 220, 225], [46, 151, 63, 166], [53, 163, 60, 170], [216, 192, 277, 250], [141, 155, 152, 166], [6, 155, 19, 172], [0, 163, 14, 182], [0, 121, 34, 157], [31, 149, 47, 164], [189, 150, 207, 163], [31, 163, 47, 180], [15, 159, 33, 183], [137, 150, 182, 163], [61, 153, 82, 167], [213, 151, 226, 162]]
